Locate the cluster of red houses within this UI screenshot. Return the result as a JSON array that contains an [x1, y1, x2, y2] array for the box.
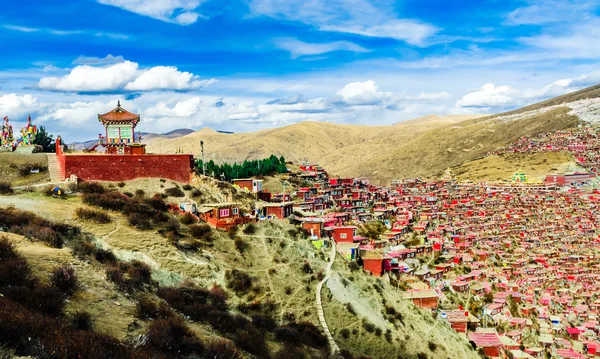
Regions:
[[491, 127, 600, 186]]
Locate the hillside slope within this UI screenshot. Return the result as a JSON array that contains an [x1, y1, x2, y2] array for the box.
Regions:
[[146, 85, 600, 184]]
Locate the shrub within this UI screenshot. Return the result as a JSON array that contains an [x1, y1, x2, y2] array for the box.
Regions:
[[428, 341, 437, 352], [136, 297, 174, 320], [204, 340, 244, 359], [234, 237, 249, 254], [135, 189, 145, 196], [128, 213, 153, 230], [243, 223, 257, 235], [225, 270, 255, 294], [189, 223, 213, 240], [417, 353, 428, 359], [106, 260, 153, 291], [302, 261, 313, 274], [362, 321, 375, 333], [0, 182, 13, 195], [275, 322, 328, 349], [94, 248, 117, 263], [345, 303, 356, 315], [164, 187, 185, 197], [117, 182, 126, 188], [123, 191, 134, 197], [182, 184, 193, 191], [251, 314, 277, 332], [78, 182, 105, 194], [146, 317, 204, 354], [71, 240, 96, 259], [340, 328, 350, 339], [375, 327, 382, 336], [228, 225, 239, 239], [50, 266, 78, 294], [2, 285, 66, 316], [75, 207, 111, 224], [348, 261, 360, 271], [180, 212, 196, 225], [191, 188, 202, 197], [235, 327, 269, 357], [71, 311, 94, 331]]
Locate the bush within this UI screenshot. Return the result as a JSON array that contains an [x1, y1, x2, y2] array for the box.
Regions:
[[180, 212, 196, 225], [251, 313, 277, 332], [71, 311, 94, 331], [0, 237, 34, 288], [228, 225, 239, 239], [234, 237, 249, 254], [204, 340, 244, 359], [182, 184, 193, 191], [362, 321, 375, 333], [158, 285, 229, 321], [135, 189, 145, 196], [2, 285, 66, 316], [117, 182, 126, 188], [94, 248, 117, 263], [50, 266, 78, 294], [78, 182, 105, 194], [146, 317, 204, 354], [191, 188, 202, 197], [302, 261, 313, 274], [128, 213, 153, 230], [75, 207, 111, 224], [189, 224, 213, 240], [428, 341, 437, 352], [106, 260, 153, 291], [225, 270, 255, 294], [136, 297, 174, 320], [345, 303, 356, 315], [274, 322, 328, 349], [243, 223, 257, 235], [164, 187, 185, 197], [417, 353, 428, 359], [0, 182, 13, 195], [340, 328, 350, 339]]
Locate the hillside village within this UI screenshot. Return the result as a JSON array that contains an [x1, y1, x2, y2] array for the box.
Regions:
[[3, 97, 600, 359]]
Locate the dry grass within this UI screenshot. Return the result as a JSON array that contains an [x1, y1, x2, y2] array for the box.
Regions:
[[146, 102, 582, 184], [0, 153, 49, 186], [453, 151, 583, 182]]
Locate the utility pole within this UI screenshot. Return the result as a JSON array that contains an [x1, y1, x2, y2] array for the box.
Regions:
[[200, 140, 206, 176]]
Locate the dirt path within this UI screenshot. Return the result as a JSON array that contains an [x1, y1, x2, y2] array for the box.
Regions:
[[316, 242, 340, 356]]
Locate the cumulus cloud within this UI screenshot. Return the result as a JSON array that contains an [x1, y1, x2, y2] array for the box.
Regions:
[[275, 38, 369, 58], [0, 94, 40, 118], [38, 101, 110, 127], [97, 0, 204, 25], [415, 91, 451, 101], [38, 59, 216, 93], [144, 97, 203, 118], [522, 70, 600, 99], [124, 66, 217, 91], [336, 80, 392, 105], [456, 83, 516, 108]]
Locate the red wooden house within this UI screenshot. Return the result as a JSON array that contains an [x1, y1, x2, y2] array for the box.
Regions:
[[332, 226, 357, 243]]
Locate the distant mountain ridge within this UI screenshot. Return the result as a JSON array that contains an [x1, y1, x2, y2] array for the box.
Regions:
[[146, 84, 600, 184]]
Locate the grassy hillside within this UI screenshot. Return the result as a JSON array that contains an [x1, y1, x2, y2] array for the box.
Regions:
[[0, 181, 479, 359], [0, 153, 49, 186], [146, 85, 600, 184]]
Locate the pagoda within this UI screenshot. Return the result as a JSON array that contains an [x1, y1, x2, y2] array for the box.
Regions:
[[97, 101, 145, 155]]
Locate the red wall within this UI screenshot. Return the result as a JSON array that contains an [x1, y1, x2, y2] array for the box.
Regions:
[[332, 227, 356, 243], [59, 154, 193, 183], [363, 257, 383, 276]]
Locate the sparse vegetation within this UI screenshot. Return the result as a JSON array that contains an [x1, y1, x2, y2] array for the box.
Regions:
[[0, 182, 13, 195], [75, 207, 111, 224]]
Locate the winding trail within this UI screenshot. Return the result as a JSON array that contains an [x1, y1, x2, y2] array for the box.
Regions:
[[316, 241, 340, 356]]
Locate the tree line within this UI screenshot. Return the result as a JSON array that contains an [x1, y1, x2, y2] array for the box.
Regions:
[[195, 154, 288, 180]]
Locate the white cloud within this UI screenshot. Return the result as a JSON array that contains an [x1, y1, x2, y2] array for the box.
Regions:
[[39, 61, 139, 92], [249, 0, 439, 46], [38, 101, 109, 127], [456, 83, 516, 108], [522, 79, 575, 99], [38, 59, 215, 92], [144, 97, 203, 118], [275, 38, 369, 58], [321, 20, 439, 46], [505, 0, 598, 25], [3, 25, 38, 32], [97, 0, 204, 25], [124, 66, 217, 91], [336, 80, 392, 105], [0, 94, 40, 118]]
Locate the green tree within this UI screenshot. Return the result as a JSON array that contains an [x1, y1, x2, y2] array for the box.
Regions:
[[357, 221, 387, 241], [33, 126, 55, 152]]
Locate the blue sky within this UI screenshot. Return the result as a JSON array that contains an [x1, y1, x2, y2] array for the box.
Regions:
[[1, 0, 600, 141]]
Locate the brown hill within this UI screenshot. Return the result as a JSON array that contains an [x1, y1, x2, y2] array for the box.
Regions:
[[146, 85, 599, 184]]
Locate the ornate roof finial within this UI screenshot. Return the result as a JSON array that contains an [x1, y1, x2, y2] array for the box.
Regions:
[[117, 100, 121, 107]]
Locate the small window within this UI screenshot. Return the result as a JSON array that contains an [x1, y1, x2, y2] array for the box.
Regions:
[[340, 233, 347, 239], [232, 208, 239, 215], [219, 208, 230, 217]]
